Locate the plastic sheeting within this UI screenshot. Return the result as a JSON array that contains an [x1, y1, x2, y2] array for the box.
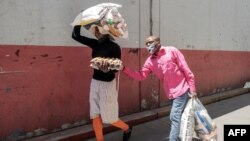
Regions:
[[180, 97, 218, 141], [71, 3, 128, 39], [194, 98, 217, 141], [179, 98, 195, 141]]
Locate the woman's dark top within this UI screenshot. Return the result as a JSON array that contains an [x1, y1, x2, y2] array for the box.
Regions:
[[72, 26, 121, 82]]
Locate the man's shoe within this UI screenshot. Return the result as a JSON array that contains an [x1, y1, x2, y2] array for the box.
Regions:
[[123, 126, 133, 141]]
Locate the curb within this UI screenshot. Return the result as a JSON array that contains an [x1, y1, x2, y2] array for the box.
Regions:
[[25, 88, 250, 141]]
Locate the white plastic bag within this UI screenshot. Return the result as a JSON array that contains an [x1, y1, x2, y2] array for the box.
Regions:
[[71, 3, 128, 39], [179, 98, 195, 141], [71, 6, 108, 26], [99, 7, 128, 39], [71, 3, 121, 26], [193, 98, 217, 141], [96, 3, 122, 8]]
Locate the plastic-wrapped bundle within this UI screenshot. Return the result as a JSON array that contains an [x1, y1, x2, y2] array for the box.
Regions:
[[193, 98, 217, 141], [90, 57, 123, 70], [71, 6, 108, 26], [71, 3, 128, 39], [100, 7, 128, 38], [179, 98, 195, 141], [71, 3, 121, 26]]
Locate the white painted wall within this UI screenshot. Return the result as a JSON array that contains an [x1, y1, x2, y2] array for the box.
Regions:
[[0, 0, 140, 47], [160, 0, 250, 51], [1, 0, 250, 51]]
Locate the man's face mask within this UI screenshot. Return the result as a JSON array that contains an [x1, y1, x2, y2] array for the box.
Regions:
[[147, 42, 156, 54]]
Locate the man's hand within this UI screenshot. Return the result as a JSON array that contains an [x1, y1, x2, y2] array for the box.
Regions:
[[190, 92, 197, 98], [120, 64, 125, 71]]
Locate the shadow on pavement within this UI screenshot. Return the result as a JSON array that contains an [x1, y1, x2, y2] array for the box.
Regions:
[[87, 93, 250, 141], [204, 93, 250, 119]]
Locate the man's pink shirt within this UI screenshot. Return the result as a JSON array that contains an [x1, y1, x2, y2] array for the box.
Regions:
[[123, 46, 196, 99]]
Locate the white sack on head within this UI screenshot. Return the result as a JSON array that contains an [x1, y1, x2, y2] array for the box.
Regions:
[[71, 3, 121, 27], [71, 3, 128, 39], [71, 6, 108, 26], [100, 7, 128, 39], [95, 3, 122, 8]]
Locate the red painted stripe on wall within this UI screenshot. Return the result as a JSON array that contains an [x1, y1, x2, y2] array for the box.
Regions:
[[0, 45, 250, 137]]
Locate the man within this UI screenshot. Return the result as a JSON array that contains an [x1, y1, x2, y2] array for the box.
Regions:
[[121, 36, 197, 141], [72, 25, 132, 141]]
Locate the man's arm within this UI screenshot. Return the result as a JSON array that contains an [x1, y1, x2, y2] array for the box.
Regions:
[[72, 25, 98, 48], [122, 61, 152, 81], [173, 48, 196, 94]]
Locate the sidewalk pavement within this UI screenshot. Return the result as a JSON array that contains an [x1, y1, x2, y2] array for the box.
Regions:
[[24, 88, 250, 141], [86, 92, 250, 141]]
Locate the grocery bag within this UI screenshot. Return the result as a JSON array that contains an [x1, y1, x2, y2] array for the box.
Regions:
[[193, 98, 217, 141], [179, 98, 195, 141]]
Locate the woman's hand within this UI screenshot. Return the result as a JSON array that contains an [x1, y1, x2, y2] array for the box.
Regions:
[[99, 60, 109, 73]]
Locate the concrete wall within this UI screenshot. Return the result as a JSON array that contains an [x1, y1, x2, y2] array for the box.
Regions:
[[1, 0, 250, 137], [160, 0, 250, 51], [0, 0, 140, 47]]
